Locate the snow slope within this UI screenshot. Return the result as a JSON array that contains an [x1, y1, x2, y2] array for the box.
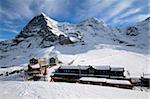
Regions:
[[0, 81, 149, 99], [121, 17, 150, 51], [57, 47, 149, 77]]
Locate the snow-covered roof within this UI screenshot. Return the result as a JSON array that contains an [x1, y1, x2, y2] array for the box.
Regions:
[[110, 67, 124, 71], [109, 76, 124, 79], [106, 79, 131, 85], [143, 74, 150, 79], [69, 37, 80, 43], [31, 64, 40, 69], [59, 65, 111, 70], [79, 77, 107, 82], [127, 75, 141, 78], [94, 66, 110, 70], [59, 66, 90, 70], [79, 77, 131, 85]]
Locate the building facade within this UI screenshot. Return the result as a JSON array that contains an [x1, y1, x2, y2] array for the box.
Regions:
[[51, 65, 125, 82]]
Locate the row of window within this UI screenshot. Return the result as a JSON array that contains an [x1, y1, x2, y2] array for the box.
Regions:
[[60, 70, 123, 75]]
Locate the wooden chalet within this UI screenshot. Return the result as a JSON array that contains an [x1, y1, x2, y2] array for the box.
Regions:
[[51, 65, 125, 82], [79, 77, 133, 89], [27, 57, 59, 81], [28, 58, 42, 80]]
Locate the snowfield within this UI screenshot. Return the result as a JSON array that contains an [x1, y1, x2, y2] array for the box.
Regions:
[[57, 47, 149, 77], [0, 81, 149, 99]]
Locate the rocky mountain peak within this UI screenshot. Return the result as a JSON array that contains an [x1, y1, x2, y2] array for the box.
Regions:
[[10, 13, 69, 48], [25, 13, 57, 29]]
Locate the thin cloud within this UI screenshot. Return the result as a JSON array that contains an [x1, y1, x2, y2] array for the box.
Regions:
[[129, 14, 150, 22], [75, 0, 117, 21], [103, 0, 134, 21], [111, 13, 150, 27], [0, 0, 33, 20], [0, 0, 71, 20], [0, 28, 18, 34], [111, 8, 142, 25], [118, 8, 141, 19]]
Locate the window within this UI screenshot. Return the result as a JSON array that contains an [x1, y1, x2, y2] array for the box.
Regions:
[[63, 70, 71, 73]]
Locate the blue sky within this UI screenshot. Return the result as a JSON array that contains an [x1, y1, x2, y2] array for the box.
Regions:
[[0, 0, 149, 41]]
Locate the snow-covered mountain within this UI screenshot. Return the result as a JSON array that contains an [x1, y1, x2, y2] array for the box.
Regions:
[[0, 13, 149, 75], [121, 17, 150, 51], [8, 13, 73, 48]]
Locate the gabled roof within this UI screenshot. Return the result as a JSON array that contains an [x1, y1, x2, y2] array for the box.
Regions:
[[30, 58, 38, 61]]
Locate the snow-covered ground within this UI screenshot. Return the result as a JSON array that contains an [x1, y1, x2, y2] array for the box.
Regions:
[[0, 81, 149, 99]]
